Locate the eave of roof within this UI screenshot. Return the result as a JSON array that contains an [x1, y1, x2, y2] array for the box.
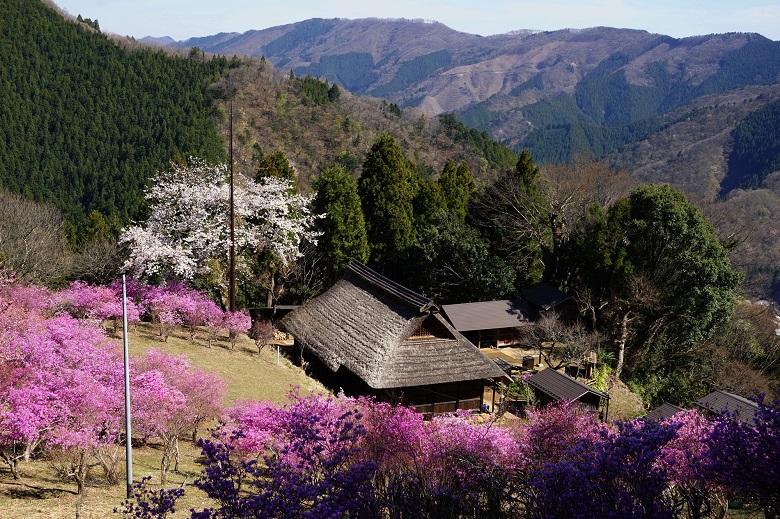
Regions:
[[644, 402, 685, 421], [695, 390, 759, 421], [520, 283, 572, 311]]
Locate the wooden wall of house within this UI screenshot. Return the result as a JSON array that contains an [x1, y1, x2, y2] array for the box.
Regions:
[[297, 346, 489, 416], [463, 328, 522, 348]]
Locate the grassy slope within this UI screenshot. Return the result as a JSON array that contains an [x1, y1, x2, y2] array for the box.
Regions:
[[0, 323, 326, 518]]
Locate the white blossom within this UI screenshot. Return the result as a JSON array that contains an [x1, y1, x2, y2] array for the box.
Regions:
[[120, 158, 320, 281]]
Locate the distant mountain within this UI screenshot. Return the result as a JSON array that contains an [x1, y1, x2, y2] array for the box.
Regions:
[[139, 35, 177, 46], [167, 19, 780, 196]]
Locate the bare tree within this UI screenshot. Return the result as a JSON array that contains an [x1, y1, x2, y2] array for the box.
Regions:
[[71, 237, 125, 285], [473, 153, 634, 284], [520, 312, 601, 371], [0, 191, 72, 283]]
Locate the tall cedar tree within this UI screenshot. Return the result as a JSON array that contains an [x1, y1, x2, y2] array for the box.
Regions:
[[312, 164, 369, 284], [438, 160, 474, 222], [472, 150, 547, 288], [358, 134, 418, 276]]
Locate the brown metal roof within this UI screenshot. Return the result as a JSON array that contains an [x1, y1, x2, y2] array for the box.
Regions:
[[526, 368, 607, 402], [695, 391, 759, 422], [644, 402, 685, 422], [441, 300, 534, 332], [281, 261, 506, 389]]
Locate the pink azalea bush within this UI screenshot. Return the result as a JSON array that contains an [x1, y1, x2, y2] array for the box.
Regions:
[[223, 310, 252, 349], [0, 272, 227, 492]]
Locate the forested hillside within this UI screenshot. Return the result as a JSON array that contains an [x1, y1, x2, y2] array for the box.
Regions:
[[0, 0, 228, 230], [1, 1, 521, 238]]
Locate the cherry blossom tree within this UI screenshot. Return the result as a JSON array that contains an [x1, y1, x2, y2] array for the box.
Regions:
[[120, 158, 320, 294]]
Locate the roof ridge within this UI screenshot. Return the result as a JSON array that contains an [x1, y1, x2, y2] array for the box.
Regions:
[[346, 261, 436, 314]]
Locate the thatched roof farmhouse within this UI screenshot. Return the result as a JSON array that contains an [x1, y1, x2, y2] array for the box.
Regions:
[[281, 261, 507, 414]]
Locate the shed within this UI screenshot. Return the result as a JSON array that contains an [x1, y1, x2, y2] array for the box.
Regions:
[[521, 283, 579, 322], [695, 390, 759, 423], [441, 299, 534, 347], [280, 261, 508, 415], [526, 368, 609, 419], [644, 402, 685, 422]]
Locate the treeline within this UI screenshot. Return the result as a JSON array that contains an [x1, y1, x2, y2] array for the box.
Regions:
[[725, 97, 780, 191], [438, 113, 518, 171], [370, 49, 453, 98], [0, 0, 228, 231]]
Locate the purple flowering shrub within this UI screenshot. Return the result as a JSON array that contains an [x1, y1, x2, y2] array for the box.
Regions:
[[190, 393, 380, 519], [112, 388, 780, 519], [704, 396, 780, 518], [527, 418, 682, 519]]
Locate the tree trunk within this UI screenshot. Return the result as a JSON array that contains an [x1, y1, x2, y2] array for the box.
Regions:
[[266, 274, 275, 309], [615, 312, 630, 380], [1, 452, 20, 479], [173, 437, 180, 472], [160, 437, 175, 485]]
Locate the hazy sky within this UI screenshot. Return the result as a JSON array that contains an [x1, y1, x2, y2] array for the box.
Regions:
[[53, 0, 780, 42]]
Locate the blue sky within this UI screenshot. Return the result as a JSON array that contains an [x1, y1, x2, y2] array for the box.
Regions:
[[53, 0, 780, 41]]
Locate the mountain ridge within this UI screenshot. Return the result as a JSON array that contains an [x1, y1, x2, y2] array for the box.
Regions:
[[158, 19, 780, 177]]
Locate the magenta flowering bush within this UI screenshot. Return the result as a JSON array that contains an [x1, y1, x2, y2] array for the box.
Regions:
[[134, 349, 225, 483], [0, 272, 227, 493], [54, 280, 141, 336], [222, 310, 251, 349]]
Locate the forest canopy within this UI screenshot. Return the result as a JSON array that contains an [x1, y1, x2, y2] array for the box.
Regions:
[[0, 0, 228, 230]]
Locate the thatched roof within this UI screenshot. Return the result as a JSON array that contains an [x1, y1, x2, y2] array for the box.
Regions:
[[442, 299, 534, 332], [281, 261, 506, 389]]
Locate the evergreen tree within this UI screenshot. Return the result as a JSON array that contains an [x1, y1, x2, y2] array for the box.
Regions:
[[472, 150, 547, 287], [256, 151, 297, 193], [571, 184, 743, 404], [357, 134, 417, 275], [312, 164, 369, 284], [413, 176, 446, 234], [437, 160, 474, 222], [405, 211, 516, 304]]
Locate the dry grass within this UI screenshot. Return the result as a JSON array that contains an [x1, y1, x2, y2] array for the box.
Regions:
[[0, 322, 327, 517]]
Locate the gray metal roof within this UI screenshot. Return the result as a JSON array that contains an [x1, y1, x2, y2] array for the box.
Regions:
[[281, 261, 506, 389], [695, 391, 759, 422], [526, 368, 607, 402], [441, 300, 534, 332], [644, 403, 685, 422], [520, 283, 572, 311]]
